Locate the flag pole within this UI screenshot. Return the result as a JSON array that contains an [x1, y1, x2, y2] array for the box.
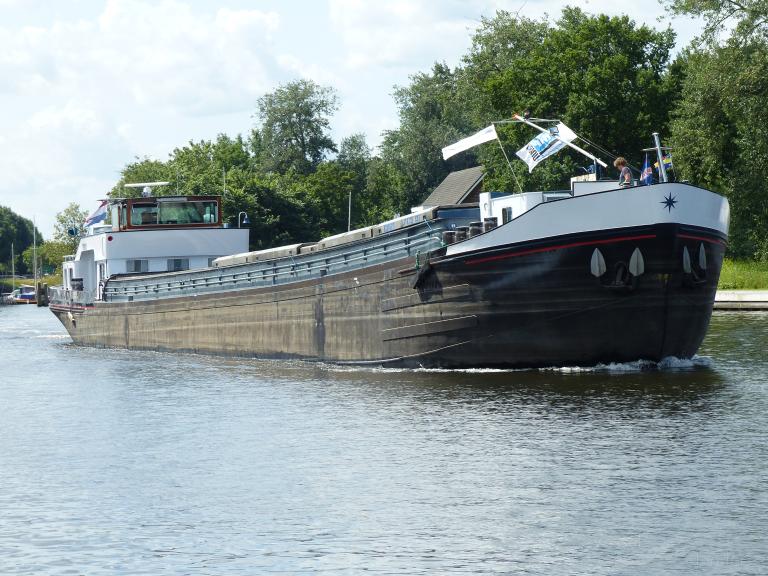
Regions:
[[652, 132, 669, 183], [513, 115, 608, 168], [494, 134, 524, 193]]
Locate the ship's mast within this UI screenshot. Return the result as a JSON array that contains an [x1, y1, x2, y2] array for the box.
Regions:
[[653, 133, 669, 183], [512, 114, 608, 168], [32, 216, 37, 291]]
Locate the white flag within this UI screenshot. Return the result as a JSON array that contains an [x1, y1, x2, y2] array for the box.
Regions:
[[442, 125, 498, 160], [515, 122, 577, 172]]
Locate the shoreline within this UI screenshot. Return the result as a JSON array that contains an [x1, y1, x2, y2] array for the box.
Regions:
[[714, 290, 768, 310]]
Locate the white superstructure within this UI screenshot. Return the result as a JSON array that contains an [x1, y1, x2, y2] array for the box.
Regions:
[[60, 195, 249, 301]]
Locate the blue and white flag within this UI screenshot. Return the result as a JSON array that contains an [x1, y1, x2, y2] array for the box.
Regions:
[[641, 153, 653, 185], [515, 122, 577, 172], [84, 200, 108, 227]]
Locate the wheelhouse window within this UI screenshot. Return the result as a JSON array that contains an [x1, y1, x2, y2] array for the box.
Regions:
[[129, 200, 219, 226], [167, 258, 189, 272], [127, 259, 149, 273], [131, 203, 158, 225]]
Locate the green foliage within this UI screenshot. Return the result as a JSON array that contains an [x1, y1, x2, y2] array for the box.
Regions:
[[255, 79, 339, 175], [53, 203, 89, 253], [379, 9, 678, 201], [669, 40, 768, 259], [94, 5, 766, 265], [663, 0, 768, 43], [38, 241, 72, 274], [21, 241, 61, 275], [718, 258, 768, 289], [338, 133, 372, 228], [360, 158, 401, 226], [110, 158, 172, 198], [282, 163, 355, 239], [481, 8, 676, 187], [381, 62, 477, 210], [0, 205, 40, 275], [221, 172, 307, 249]]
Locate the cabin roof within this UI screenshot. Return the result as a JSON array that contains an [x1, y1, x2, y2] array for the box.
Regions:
[[422, 166, 485, 206]]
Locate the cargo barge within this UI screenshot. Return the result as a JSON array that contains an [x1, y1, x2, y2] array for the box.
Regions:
[[49, 129, 729, 367]]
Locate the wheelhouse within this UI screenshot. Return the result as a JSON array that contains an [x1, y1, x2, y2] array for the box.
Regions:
[[112, 195, 222, 230]]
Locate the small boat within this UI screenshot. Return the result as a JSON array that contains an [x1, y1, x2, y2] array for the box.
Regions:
[[11, 285, 37, 304]]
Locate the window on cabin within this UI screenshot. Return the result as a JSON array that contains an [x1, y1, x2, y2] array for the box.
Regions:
[[199, 202, 218, 224], [129, 201, 219, 226], [167, 258, 189, 272], [502, 207, 513, 224], [127, 259, 149, 273], [131, 204, 158, 226]]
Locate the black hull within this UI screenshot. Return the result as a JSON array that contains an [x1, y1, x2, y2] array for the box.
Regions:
[[388, 224, 724, 367], [51, 223, 724, 368]]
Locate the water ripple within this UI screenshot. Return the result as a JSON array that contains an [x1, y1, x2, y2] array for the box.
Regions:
[[0, 305, 766, 574]]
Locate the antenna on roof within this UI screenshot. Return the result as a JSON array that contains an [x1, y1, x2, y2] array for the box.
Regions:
[[124, 181, 170, 197]]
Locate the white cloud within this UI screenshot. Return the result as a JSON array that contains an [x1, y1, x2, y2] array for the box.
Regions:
[[28, 102, 103, 136], [0, 0, 287, 234], [0, 0, 704, 237], [329, 0, 476, 69]]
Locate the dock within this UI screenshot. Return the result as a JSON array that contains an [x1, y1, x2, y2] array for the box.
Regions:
[[714, 290, 768, 310]]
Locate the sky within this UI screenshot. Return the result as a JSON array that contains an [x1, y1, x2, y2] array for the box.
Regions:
[[0, 0, 701, 237]]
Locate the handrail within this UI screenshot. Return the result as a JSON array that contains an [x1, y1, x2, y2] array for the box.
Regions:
[[48, 286, 97, 307], [103, 225, 444, 302]]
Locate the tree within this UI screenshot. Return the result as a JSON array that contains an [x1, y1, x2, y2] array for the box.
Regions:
[[284, 163, 355, 239], [38, 241, 72, 274], [378, 9, 678, 206], [221, 171, 308, 250], [53, 203, 88, 253], [338, 134, 371, 228], [670, 41, 768, 258], [0, 205, 39, 275], [255, 79, 339, 175], [663, 0, 768, 43], [665, 0, 768, 259], [22, 242, 66, 276], [481, 8, 676, 190], [109, 158, 171, 198], [380, 62, 475, 210], [362, 157, 402, 225], [168, 140, 221, 196], [169, 134, 252, 197]]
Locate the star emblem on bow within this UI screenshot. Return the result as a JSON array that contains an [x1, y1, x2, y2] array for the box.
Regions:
[[661, 193, 677, 212]]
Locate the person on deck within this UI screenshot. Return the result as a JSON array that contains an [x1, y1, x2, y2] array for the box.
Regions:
[[614, 157, 633, 187]]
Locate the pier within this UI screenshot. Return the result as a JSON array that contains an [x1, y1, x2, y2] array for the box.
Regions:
[[714, 290, 768, 310]]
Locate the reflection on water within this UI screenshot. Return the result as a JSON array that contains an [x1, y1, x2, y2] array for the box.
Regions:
[[0, 306, 766, 575]]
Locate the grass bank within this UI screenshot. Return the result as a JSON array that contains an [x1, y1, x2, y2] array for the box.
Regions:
[[1, 275, 62, 294], [718, 259, 768, 290]]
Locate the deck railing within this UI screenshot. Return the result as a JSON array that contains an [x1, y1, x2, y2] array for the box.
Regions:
[[104, 225, 445, 302], [48, 286, 96, 307]]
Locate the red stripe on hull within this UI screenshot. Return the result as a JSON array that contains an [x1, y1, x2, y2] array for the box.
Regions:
[[677, 233, 727, 245], [465, 234, 657, 266]]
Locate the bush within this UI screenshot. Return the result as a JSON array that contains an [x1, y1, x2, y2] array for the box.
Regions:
[[718, 258, 768, 290]]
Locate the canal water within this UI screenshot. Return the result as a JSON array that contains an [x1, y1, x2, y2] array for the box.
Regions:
[[0, 305, 766, 575]]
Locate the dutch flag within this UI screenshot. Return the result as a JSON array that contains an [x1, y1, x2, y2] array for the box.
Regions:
[[84, 200, 108, 227], [641, 153, 654, 185]]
